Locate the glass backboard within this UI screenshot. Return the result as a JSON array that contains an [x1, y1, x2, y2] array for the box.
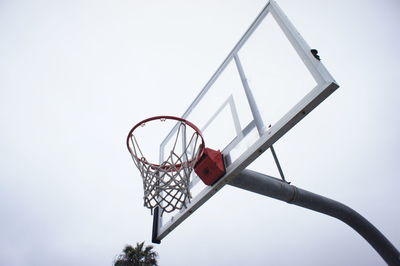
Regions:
[[151, 0, 338, 243]]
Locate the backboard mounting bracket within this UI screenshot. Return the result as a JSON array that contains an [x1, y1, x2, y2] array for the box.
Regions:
[[270, 145, 289, 183], [152, 207, 161, 244]]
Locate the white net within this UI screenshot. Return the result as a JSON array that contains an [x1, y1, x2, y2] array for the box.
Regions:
[[128, 120, 203, 214]]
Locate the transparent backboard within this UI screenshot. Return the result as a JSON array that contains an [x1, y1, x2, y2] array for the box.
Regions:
[[153, 0, 338, 243]]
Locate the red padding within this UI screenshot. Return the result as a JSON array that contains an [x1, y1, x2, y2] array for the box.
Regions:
[[194, 148, 226, 186]]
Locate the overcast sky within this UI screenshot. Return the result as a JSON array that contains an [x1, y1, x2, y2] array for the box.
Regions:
[[1, 0, 399, 265]]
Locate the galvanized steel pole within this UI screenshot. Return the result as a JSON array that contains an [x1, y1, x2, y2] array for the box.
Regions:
[[228, 169, 400, 265]]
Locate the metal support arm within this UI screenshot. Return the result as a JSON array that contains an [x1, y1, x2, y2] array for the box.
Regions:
[[228, 169, 400, 266]]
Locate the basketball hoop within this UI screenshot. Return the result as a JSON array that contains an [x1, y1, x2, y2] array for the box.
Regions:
[[126, 116, 205, 214]]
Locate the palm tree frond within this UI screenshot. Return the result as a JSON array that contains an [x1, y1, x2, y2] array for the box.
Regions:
[[114, 242, 158, 266]]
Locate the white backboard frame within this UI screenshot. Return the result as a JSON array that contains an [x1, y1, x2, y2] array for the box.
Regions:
[[153, 0, 339, 242]]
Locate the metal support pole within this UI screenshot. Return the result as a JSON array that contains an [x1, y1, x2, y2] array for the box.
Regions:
[[228, 169, 400, 266], [270, 145, 288, 183]]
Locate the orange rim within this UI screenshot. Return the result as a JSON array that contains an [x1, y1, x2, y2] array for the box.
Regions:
[[126, 116, 205, 171]]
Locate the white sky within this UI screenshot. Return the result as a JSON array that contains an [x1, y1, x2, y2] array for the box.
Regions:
[[1, 0, 399, 265]]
